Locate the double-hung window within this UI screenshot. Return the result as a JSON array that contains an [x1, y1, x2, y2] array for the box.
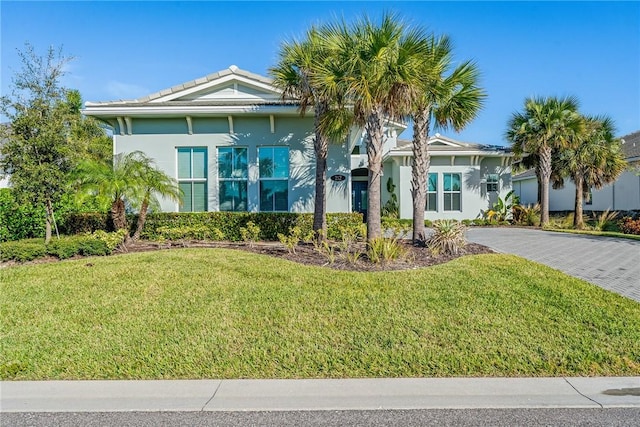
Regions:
[[218, 147, 248, 211], [486, 174, 499, 192], [443, 173, 461, 211], [426, 173, 437, 211], [177, 147, 207, 212], [259, 146, 289, 211]]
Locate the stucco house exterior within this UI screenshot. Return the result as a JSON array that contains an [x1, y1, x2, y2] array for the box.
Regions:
[[83, 65, 513, 221], [512, 130, 640, 212]]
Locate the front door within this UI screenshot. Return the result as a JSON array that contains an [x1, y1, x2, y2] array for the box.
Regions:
[[352, 181, 368, 220]]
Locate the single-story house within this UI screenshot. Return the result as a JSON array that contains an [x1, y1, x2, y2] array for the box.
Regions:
[[83, 65, 513, 220], [512, 130, 640, 212]]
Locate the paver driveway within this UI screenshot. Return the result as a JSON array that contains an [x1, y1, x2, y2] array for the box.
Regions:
[[466, 228, 640, 303]]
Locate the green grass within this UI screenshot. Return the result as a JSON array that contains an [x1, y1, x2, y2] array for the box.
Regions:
[[546, 228, 640, 241], [1, 249, 639, 380]]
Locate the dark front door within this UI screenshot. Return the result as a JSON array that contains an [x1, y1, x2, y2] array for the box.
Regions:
[[352, 180, 368, 220]]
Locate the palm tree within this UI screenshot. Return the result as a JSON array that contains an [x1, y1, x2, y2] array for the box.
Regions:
[[554, 116, 626, 229], [270, 27, 350, 240], [506, 96, 583, 226], [409, 34, 486, 242], [131, 160, 181, 241], [318, 13, 428, 241], [74, 151, 180, 242]]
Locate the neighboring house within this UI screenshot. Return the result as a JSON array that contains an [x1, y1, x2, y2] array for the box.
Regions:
[[83, 65, 512, 220], [512, 130, 640, 212]]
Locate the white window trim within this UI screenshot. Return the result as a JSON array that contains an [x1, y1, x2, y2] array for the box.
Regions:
[[217, 146, 248, 212]]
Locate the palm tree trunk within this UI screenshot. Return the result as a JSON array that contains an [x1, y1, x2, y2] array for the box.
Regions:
[[313, 101, 329, 241], [365, 108, 385, 242], [538, 146, 552, 227], [573, 174, 584, 229], [132, 196, 149, 241], [410, 108, 431, 243], [111, 198, 129, 241]]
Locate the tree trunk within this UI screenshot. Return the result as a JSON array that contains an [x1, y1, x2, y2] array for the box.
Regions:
[[410, 108, 431, 243], [538, 145, 552, 227], [365, 108, 385, 242], [132, 196, 149, 241], [312, 101, 329, 241], [111, 197, 129, 241], [573, 174, 584, 229], [44, 201, 53, 244]]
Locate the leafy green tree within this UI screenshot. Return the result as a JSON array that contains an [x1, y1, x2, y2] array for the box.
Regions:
[[318, 13, 428, 241], [506, 96, 583, 226], [0, 44, 74, 243], [554, 116, 626, 229], [74, 151, 181, 243], [409, 35, 485, 242]]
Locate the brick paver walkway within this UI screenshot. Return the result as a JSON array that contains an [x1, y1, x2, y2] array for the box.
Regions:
[[466, 228, 640, 303]]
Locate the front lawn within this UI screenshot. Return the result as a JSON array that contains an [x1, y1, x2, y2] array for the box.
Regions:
[[1, 249, 639, 379]]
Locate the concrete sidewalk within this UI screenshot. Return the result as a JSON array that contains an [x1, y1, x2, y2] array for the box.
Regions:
[[2, 377, 639, 412]]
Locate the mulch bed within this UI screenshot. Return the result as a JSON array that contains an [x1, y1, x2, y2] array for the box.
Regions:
[[125, 240, 494, 272]]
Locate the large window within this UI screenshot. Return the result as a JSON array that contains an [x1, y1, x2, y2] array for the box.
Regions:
[[426, 173, 437, 211], [443, 173, 461, 211], [218, 147, 248, 211], [259, 146, 289, 211], [177, 147, 207, 212], [486, 173, 499, 192]]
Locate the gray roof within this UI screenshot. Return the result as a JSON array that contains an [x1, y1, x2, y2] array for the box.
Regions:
[[86, 65, 282, 106], [512, 169, 536, 180], [620, 130, 640, 160], [394, 136, 511, 153]]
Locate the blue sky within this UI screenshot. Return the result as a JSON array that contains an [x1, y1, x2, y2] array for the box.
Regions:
[[2, 1, 639, 146]]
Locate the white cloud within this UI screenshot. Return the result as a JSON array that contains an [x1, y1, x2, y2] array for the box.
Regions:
[[106, 81, 149, 100]]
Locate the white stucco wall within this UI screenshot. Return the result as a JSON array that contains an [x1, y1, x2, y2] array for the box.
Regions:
[[512, 169, 640, 212], [114, 115, 351, 213], [386, 155, 512, 221]]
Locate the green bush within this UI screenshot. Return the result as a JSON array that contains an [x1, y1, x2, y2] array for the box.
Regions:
[[92, 230, 127, 252], [0, 189, 46, 242], [366, 237, 407, 264], [0, 239, 47, 262], [59, 212, 112, 235], [138, 212, 362, 242]]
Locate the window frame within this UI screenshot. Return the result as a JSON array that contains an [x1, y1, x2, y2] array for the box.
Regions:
[[486, 173, 499, 192], [443, 172, 462, 212], [177, 147, 208, 212], [217, 146, 248, 212], [258, 146, 290, 212], [426, 172, 438, 212]]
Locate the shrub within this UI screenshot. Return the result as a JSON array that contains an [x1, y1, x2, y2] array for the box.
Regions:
[[514, 204, 540, 226], [620, 217, 640, 235], [59, 212, 112, 235], [592, 209, 619, 231], [240, 221, 261, 247], [367, 237, 407, 264], [0, 239, 47, 262], [427, 220, 467, 256], [92, 230, 127, 252], [278, 226, 312, 254], [0, 189, 46, 242], [46, 238, 81, 260]]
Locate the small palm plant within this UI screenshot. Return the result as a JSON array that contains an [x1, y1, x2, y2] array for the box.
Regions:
[[427, 220, 467, 255]]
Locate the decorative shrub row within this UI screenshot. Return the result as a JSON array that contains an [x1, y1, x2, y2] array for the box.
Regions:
[[0, 231, 126, 262], [140, 212, 363, 241]]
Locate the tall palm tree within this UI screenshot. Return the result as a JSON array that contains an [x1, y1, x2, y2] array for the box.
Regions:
[[506, 96, 583, 226], [318, 13, 428, 241], [410, 34, 486, 242], [554, 116, 626, 229], [270, 28, 350, 240], [74, 151, 180, 242]]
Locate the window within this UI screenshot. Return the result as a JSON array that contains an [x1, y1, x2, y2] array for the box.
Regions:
[[443, 173, 461, 211], [486, 174, 499, 192], [218, 147, 248, 211], [177, 147, 207, 212], [426, 173, 437, 211], [259, 146, 289, 211]]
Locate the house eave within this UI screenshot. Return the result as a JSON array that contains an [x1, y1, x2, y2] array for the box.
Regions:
[[82, 104, 305, 118]]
